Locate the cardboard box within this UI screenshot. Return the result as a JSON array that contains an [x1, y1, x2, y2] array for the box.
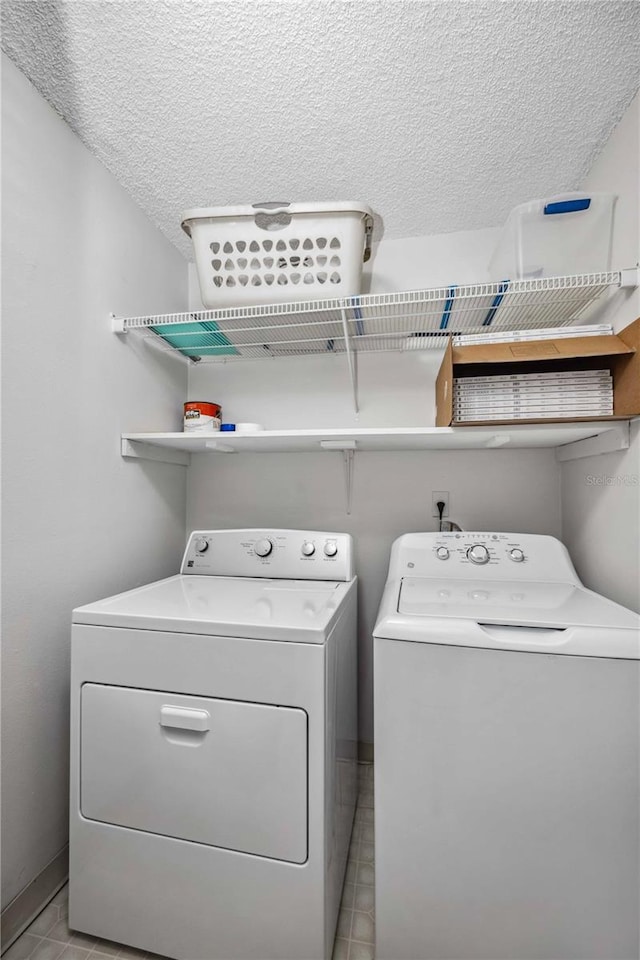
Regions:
[[435, 317, 640, 427]]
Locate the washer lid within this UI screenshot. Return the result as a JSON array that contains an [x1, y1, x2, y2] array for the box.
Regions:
[[373, 577, 640, 658], [73, 575, 352, 643], [398, 578, 640, 630]]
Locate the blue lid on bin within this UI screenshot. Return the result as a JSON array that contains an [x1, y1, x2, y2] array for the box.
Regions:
[[220, 423, 236, 432]]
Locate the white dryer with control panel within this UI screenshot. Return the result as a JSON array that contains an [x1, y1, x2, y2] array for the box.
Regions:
[[374, 531, 639, 960], [70, 529, 357, 960]]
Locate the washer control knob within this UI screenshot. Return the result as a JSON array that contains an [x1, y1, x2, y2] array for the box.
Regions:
[[324, 540, 338, 558], [195, 538, 209, 553], [301, 541, 315, 557], [467, 544, 490, 565], [436, 546, 450, 560], [509, 548, 525, 563], [254, 538, 273, 558]]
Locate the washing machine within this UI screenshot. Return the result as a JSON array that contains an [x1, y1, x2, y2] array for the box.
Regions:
[[373, 531, 639, 960], [69, 528, 357, 960]]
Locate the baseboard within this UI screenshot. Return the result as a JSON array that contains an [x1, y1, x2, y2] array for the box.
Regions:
[[1, 846, 68, 953], [358, 740, 374, 763]]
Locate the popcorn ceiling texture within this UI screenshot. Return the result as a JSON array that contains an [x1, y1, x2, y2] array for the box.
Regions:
[[2, 0, 639, 259]]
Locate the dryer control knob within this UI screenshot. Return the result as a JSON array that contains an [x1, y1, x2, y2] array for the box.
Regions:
[[254, 539, 273, 558], [467, 544, 490, 565], [509, 548, 525, 562], [324, 540, 338, 558], [195, 538, 209, 553], [436, 546, 450, 560], [301, 541, 315, 557]]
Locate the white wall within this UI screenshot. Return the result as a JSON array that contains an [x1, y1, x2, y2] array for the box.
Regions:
[[561, 422, 639, 612], [1, 56, 188, 910], [581, 91, 640, 332], [560, 92, 640, 612]]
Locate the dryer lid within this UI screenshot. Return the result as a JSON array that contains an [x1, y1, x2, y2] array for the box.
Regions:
[[73, 574, 353, 643]]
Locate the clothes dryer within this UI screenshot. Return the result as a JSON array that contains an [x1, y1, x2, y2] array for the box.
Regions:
[[70, 529, 357, 960]]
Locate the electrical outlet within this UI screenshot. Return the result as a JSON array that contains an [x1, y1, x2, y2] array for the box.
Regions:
[[432, 491, 449, 518]]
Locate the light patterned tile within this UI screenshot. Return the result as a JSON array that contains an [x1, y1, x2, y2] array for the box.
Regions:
[[359, 823, 374, 844], [51, 887, 69, 907], [27, 906, 60, 939], [47, 920, 73, 944], [345, 860, 358, 883], [348, 940, 374, 960], [116, 945, 149, 959], [336, 908, 352, 940], [356, 862, 375, 886], [68, 935, 97, 951], [351, 910, 375, 944], [348, 836, 360, 860], [29, 940, 66, 960], [2, 933, 42, 960], [358, 841, 374, 864], [87, 940, 120, 957], [59, 947, 92, 960], [353, 883, 375, 913], [331, 938, 349, 960], [340, 881, 356, 909], [355, 806, 374, 824]]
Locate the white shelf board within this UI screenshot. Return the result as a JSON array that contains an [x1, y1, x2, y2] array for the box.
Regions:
[[122, 423, 630, 459]]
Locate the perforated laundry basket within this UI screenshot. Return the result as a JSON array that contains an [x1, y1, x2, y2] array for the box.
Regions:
[[182, 202, 374, 308]]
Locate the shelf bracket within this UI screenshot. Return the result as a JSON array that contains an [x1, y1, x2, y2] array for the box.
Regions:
[[204, 439, 237, 453], [121, 438, 190, 466], [321, 440, 356, 514], [339, 307, 359, 414], [619, 266, 640, 289], [555, 422, 630, 462], [111, 312, 127, 335]]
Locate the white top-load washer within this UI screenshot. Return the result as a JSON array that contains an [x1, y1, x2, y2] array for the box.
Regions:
[[373, 532, 639, 960], [70, 529, 357, 960]]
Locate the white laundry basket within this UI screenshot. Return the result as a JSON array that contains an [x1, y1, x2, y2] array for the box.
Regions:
[[182, 202, 374, 308], [489, 192, 616, 281]]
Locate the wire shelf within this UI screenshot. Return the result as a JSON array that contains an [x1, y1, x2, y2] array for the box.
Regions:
[[115, 272, 622, 363]]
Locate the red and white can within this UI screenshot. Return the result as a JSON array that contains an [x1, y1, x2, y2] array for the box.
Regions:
[[183, 401, 222, 433]]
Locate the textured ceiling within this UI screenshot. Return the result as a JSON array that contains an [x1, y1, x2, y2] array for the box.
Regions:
[[2, 1, 639, 258]]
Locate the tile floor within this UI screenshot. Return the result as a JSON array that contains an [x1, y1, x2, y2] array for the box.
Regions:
[[3, 763, 375, 960]]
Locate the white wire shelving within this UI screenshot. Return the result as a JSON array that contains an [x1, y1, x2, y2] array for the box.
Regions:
[[115, 270, 637, 491], [113, 271, 631, 366]]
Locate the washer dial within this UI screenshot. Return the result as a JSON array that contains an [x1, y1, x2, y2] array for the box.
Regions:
[[195, 538, 209, 553], [254, 539, 273, 558], [301, 541, 315, 557], [509, 548, 525, 562], [436, 546, 450, 560], [467, 544, 490, 565], [324, 540, 338, 558]]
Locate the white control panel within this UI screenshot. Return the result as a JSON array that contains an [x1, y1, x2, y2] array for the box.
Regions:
[[180, 529, 354, 581], [390, 532, 580, 583]]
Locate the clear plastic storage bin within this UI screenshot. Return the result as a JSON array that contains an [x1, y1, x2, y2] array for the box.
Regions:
[[182, 202, 374, 308], [489, 192, 616, 281]]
